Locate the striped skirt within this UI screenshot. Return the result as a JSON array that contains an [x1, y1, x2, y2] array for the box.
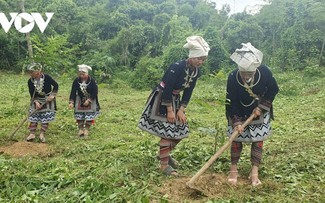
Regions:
[[227, 112, 272, 142], [28, 99, 56, 123], [138, 89, 189, 140]]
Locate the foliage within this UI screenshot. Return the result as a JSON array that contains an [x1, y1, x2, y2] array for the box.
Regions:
[[0, 69, 324, 202], [1, 0, 324, 80], [131, 56, 164, 89], [30, 34, 78, 75]]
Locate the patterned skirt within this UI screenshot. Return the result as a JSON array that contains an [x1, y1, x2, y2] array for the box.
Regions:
[[74, 112, 100, 120], [74, 96, 100, 120], [138, 89, 189, 140], [28, 100, 56, 123], [227, 112, 272, 142]]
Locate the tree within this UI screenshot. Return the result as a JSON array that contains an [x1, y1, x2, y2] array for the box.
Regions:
[[221, 20, 264, 53], [203, 26, 229, 73], [31, 34, 78, 74]]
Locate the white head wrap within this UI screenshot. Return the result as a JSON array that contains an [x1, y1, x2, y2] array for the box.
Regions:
[[78, 64, 92, 74], [230, 42, 263, 72], [27, 62, 42, 71], [183, 36, 210, 58]]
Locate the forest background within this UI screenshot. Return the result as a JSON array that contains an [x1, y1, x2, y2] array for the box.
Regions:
[[0, 0, 325, 202], [1, 0, 324, 87]]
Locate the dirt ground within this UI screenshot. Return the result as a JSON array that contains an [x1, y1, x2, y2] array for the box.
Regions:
[[158, 173, 251, 202], [0, 141, 52, 157]]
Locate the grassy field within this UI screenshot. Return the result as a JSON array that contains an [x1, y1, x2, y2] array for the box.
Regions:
[[0, 68, 324, 203]]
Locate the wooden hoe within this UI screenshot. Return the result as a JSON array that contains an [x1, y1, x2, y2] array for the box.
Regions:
[[9, 103, 47, 141], [186, 113, 255, 193]]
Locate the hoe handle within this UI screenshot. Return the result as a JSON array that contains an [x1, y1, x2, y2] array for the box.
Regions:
[[9, 102, 47, 140], [9, 108, 38, 139], [186, 113, 255, 187]]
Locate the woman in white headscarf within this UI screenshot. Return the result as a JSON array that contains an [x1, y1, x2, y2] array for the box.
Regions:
[[225, 43, 279, 186], [138, 36, 210, 176], [68, 64, 100, 138]]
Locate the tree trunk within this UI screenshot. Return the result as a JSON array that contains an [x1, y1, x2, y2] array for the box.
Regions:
[[19, 1, 33, 59], [272, 30, 276, 67], [319, 33, 325, 67]]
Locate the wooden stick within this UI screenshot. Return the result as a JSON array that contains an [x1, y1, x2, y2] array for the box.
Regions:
[[186, 113, 255, 188], [9, 102, 47, 140]]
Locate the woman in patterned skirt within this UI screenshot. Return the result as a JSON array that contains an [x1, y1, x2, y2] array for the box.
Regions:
[[225, 43, 279, 186], [68, 64, 100, 138], [138, 36, 210, 176], [26, 63, 59, 143]]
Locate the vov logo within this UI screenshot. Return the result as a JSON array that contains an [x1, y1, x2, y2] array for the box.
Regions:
[[0, 12, 54, 33]]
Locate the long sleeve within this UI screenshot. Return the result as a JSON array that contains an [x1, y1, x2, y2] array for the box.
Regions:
[[258, 66, 279, 111], [89, 79, 98, 101], [47, 75, 59, 94], [226, 72, 242, 125], [28, 79, 34, 98], [161, 64, 181, 106], [69, 79, 78, 102]]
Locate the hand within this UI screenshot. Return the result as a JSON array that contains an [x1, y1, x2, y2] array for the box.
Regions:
[[235, 124, 244, 134], [253, 107, 262, 118], [167, 110, 176, 123], [46, 95, 55, 102], [34, 101, 42, 110], [176, 110, 187, 124], [83, 99, 90, 107], [68, 103, 74, 109]]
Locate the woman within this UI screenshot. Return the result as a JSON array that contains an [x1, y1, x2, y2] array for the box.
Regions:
[[225, 43, 279, 186], [138, 36, 210, 176], [68, 64, 100, 138], [26, 63, 59, 143]]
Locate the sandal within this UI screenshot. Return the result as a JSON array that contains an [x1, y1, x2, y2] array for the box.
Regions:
[[162, 165, 178, 176], [156, 156, 179, 169], [26, 134, 35, 142], [227, 170, 238, 186], [168, 156, 179, 169], [39, 133, 46, 143], [249, 173, 262, 186]]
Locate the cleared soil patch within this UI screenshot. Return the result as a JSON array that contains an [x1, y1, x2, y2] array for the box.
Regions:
[[158, 173, 253, 202], [0, 141, 52, 157]]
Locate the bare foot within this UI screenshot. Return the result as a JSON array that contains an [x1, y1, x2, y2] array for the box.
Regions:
[[26, 133, 35, 142], [249, 166, 262, 186], [39, 133, 46, 143], [78, 129, 84, 137], [249, 173, 262, 186], [228, 170, 238, 186]]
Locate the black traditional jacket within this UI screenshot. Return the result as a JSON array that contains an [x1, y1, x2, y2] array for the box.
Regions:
[[159, 60, 200, 108], [226, 65, 279, 126], [28, 74, 59, 99], [69, 76, 100, 110]]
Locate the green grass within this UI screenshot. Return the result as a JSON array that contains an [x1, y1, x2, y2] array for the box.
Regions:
[[0, 69, 324, 202]]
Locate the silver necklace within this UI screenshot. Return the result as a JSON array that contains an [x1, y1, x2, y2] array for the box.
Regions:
[[183, 67, 198, 88], [236, 68, 261, 88], [32, 74, 45, 95], [78, 78, 91, 98]]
